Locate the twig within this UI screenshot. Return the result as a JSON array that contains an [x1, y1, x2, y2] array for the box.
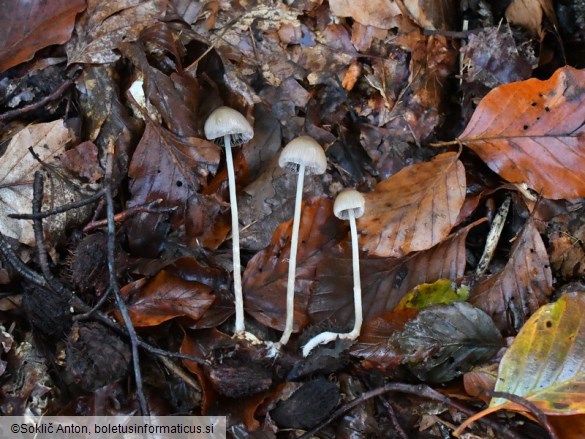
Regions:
[[9, 189, 105, 220], [73, 286, 113, 321], [102, 147, 149, 416], [0, 233, 47, 286], [298, 383, 523, 439], [491, 391, 557, 439], [31, 172, 62, 291], [0, 78, 75, 122], [476, 196, 511, 275], [380, 397, 408, 439], [83, 199, 176, 232]]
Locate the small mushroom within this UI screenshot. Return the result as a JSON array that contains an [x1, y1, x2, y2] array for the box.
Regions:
[[302, 189, 365, 357], [278, 136, 327, 346], [204, 106, 254, 336]]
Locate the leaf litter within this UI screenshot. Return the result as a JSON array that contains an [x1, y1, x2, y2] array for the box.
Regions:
[[0, 0, 584, 437]]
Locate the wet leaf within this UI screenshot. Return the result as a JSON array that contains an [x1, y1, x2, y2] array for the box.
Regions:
[[243, 197, 344, 332], [392, 302, 504, 383], [127, 122, 220, 222], [0, 0, 85, 73], [455, 292, 585, 435], [459, 66, 585, 199], [470, 218, 553, 335], [120, 270, 215, 327], [358, 152, 466, 257], [67, 0, 168, 64]]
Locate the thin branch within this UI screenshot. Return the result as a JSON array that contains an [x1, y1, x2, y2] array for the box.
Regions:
[[102, 147, 149, 416], [9, 189, 105, 220], [0, 233, 47, 286], [0, 78, 75, 122], [491, 391, 557, 439], [298, 383, 523, 439], [83, 199, 176, 232]]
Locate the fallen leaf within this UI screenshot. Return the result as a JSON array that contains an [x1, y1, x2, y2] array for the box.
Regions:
[[120, 270, 215, 327], [243, 196, 345, 332], [0, 0, 85, 73], [392, 302, 503, 382], [548, 213, 585, 281], [358, 152, 466, 257], [402, 0, 457, 31], [470, 218, 553, 335], [506, 0, 557, 38], [454, 292, 585, 435], [396, 279, 469, 311], [60, 141, 104, 182], [459, 66, 585, 199], [67, 0, 168, 64], [0, 120, 94, 246], [127, 122, 220, 223], [329, 0, 402, 29]]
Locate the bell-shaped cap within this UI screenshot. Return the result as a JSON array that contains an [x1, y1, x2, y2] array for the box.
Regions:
[[204, 106, 254, 146], [334, 189, 365, 220], [278, 135, 327, 175]]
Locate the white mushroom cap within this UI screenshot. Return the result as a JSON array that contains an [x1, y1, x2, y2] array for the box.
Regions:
[[279, 136, 327, 175], [334, 189, 365, 220], [204, 106, 254, 146]]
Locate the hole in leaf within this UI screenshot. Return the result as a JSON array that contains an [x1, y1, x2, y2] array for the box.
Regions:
[[545, 106, 550, 112], [176, 180, 183, 187], [523, 125, 529, 130], [546, 320, 552, 328], [531, 102, 537, 106]]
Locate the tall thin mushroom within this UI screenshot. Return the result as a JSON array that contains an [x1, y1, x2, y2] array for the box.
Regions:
[[302, 189, 365, 357], [278, 136, 327, 346], [204, 106, 253, 337]]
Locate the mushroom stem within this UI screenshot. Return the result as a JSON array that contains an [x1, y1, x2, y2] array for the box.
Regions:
[[279, 163, 305, 346], [349, 210, 362, 336], [224, 136, 245, 334], [302, 209, 362, 357]]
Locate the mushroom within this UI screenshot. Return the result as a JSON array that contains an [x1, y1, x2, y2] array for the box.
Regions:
[[302, 189, 365, 357], [278, 136, 327, 346], [204, 106, 254, 336]]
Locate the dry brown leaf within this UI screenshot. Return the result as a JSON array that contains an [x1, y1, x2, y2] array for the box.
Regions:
[[506, 0, 557, 37], [0, 0, 85, 73], [401, 0, 457, 31], [459, 66, 585, 199], [67, 0, 168, 64], [0, 121, 92, 246], [470, 218, 553, 334], [358, 152, 466, 257], [329, 0, 402, 29]]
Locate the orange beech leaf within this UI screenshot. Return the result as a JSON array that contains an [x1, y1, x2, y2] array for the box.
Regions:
[[455, 292, 585, 436], [459, 66, 585, 199], [0, 0, 85, 73], [470, 218, 552, 335], [358, 152, 466, 257], [243, 197, 345, 332], [120, 271, 215, 327]]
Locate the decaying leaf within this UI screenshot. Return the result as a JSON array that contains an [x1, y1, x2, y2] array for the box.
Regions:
[[358, 152, 466, 257], [470, 218, 553, 334], [392, 302, 503, 382], [0, 0, 85, 73], [67, 0, 168, 64], [459, 66, 585, 199], [0, 120, 94, 246], [455, 292, 585, 435], [120, 270, 215, 327]]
